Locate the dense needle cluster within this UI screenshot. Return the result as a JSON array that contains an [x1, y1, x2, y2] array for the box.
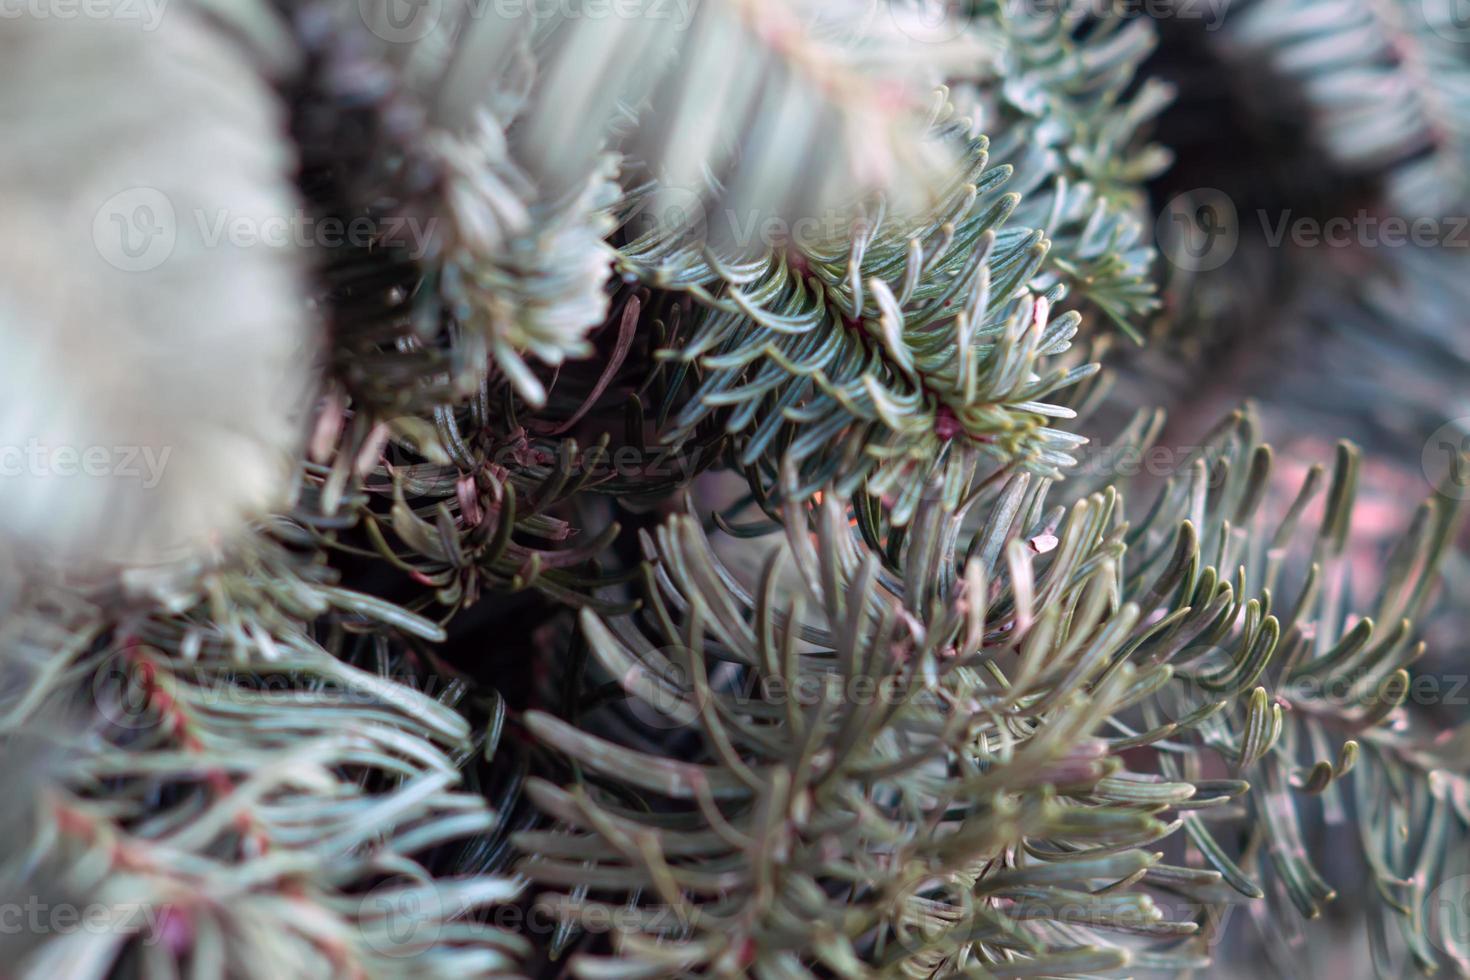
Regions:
[[0, 0, 1466, 978]]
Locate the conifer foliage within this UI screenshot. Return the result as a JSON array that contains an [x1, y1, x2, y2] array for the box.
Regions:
[[0, 0, 1467, 978]]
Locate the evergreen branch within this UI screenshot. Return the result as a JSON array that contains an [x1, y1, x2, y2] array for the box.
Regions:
[[0, 594, 522, 978]]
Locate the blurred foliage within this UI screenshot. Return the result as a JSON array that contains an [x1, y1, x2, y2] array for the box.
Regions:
[[0, 0, 1467, 977]]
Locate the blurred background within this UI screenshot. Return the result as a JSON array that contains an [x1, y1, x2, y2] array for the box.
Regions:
[[1112, 3, 1470, 971]]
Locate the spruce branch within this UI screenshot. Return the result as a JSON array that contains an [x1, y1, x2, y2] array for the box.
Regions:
[[518, 405, 1468, 976], [618, 128, 1103, 526], [1219, 0, 1470, 217], [0, 592, 523, 979]]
